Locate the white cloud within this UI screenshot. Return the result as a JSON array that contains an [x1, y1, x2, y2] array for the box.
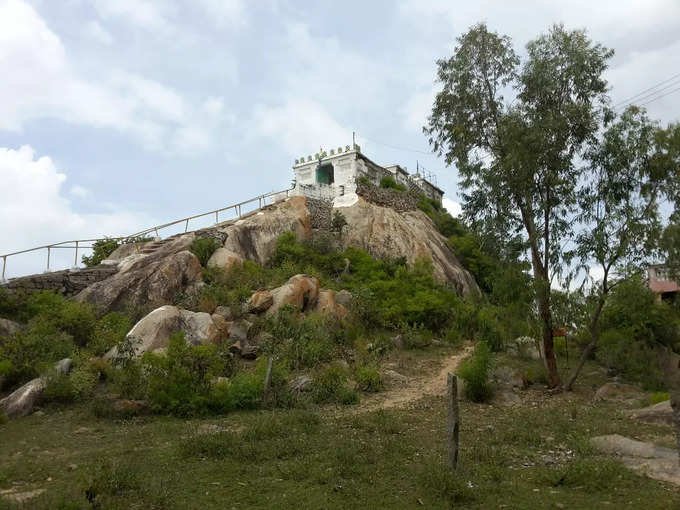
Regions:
[[0, 0, 228, 153], [194, 0, 245, 28], [92, 0, 176, 35], [69, 185, 90, 198], [442, 197, 462, 217], [83, 20, 113, 45], [251, 99, 352, 158], [0, 146, 152, 278]]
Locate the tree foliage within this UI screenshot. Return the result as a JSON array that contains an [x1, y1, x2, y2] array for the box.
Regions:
[[426, 23, 614, 387]]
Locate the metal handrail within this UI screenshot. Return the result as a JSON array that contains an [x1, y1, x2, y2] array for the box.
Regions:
[[1, 188, 293, 281]]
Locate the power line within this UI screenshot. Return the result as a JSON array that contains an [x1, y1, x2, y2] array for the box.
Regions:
[[638, 84, 680, 107], [359, 133, 433, 155], [613, 71, 680, 109], [614, 78, 680, 111]]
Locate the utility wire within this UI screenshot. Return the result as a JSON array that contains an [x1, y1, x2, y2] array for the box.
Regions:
[[614, 77, 680, 111], [638, 84, 680, 107], [359, 133, 433, 155], [612, 71, 680, 108]]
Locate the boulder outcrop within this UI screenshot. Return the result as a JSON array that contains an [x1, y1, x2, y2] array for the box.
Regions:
[[267, 274, 320, 315], [337, 197, 478, 295], [75, 234, 202, 313], [314, 289, 348, 318], [626, 400, 672, 426], [207, 248, 244, 272], [0, 318, 21, 338], [247, 290, 274, 313], [220, 196, 311, 265], [0, 358, 72, 418], [104, 305, 227, 359]]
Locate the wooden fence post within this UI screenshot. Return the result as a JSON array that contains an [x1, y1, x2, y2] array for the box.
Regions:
[[263, 357, 274, 398], [447, 373, 460, 470]]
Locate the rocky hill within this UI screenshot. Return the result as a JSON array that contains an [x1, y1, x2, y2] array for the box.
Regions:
[[69, 194, 477, 313]]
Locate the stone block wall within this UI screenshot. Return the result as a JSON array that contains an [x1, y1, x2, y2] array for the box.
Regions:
[[356, 179, 419, 212], [2, 265, 118, 297]]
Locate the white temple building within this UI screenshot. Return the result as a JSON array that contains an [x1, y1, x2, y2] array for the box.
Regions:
[[286, 144, 444, 208]]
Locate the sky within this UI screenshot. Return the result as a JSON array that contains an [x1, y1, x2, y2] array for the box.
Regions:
[[1, 0, 680, 278]]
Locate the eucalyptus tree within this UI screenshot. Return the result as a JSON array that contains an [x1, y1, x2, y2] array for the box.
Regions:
[[659, 123, 680, 276], [564, 106, 664, 390], [426, 23, 612, 388]]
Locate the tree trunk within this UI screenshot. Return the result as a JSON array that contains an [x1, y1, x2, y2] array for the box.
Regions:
[[536, 277, 560, 388], [564, 331, 598, 391]]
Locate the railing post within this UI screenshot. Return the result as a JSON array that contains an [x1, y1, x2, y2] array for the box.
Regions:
[[74, 240, 79, 268], [2, 256, 6, 281], [154, 228, 159, 238], [238, 205, 242, 218], [185, 219, 189, 232], [47, 246, 51, 272]]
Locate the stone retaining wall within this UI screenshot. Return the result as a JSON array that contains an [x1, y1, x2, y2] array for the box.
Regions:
[[356, 180, 419, 212], [306, 198, 333, 231], [2, 265, 119, 296]]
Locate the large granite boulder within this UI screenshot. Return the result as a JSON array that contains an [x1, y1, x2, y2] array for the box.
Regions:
[[0, 318, 21, 338], [247, 290, 274, 313], [266, 274, 320, 316], [591, 434, 680, 486], [104, 306, 227, 360], [220, 196, 311, 264], [314, 289, 348, 318], [207, 248, 244, 272], [593, 382, 644, 403], [0, 358, 72, 418], [75, 234, 202, 313], [626, 400, 672, 426], [337, 197, 479, 295]]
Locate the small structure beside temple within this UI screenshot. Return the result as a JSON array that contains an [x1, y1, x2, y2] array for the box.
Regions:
[[287, 144, 443, 207], [647, 264, 680, 303]]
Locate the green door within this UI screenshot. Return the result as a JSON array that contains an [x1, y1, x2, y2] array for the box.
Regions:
[[316, 163, 334, 185]]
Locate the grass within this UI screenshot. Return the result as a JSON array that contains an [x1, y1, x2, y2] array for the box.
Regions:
[[0, 355, 678, 509]]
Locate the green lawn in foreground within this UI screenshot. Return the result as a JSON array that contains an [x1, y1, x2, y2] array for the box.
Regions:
[[0, 354, 678, 509]]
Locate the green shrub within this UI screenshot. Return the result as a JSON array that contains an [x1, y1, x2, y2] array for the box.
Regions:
[[379, 176, 406, 191], [258, 309, 352, 370], [458, 341, 493, 402], [595, 277, 680, 389], [597, 328, 664, 390], [82, 238, 121, 267], [85, 460, 139, 503], [190, 237, 220, 267], [70, 365, 99, 400], [331, 210, 348, 232], [355, 365, 382, 392], [650, 392, 670, 405], [311, 363, 357, 405], [0, 318, 74, 388], [91, 313, 132, 356], [401, 323, 432, 349], [42, 370, 76, 403], [143, 332, 225, 415]]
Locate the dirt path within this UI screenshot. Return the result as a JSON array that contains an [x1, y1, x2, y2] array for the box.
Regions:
[[353, 344, 474, 414]]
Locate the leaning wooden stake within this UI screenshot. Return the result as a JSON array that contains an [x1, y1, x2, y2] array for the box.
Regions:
[[447, 373, 460, 470], [263, 357, 274, 397]]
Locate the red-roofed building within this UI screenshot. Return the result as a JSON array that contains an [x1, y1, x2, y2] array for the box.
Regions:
[[647, 264, 680, 302]]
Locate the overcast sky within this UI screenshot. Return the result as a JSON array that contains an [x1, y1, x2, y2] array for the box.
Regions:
[[1, 0, 680, 278]]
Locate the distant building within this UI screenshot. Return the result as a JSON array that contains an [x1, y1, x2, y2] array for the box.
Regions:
[[286, 144, 443, 207], [647, 264, 680, 302]]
